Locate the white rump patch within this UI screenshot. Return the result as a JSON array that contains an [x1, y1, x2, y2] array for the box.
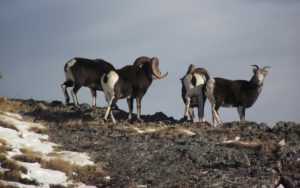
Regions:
[[101, 71, 119, 100], [183, 73, 206, 97], [65, 59, 77, 81], [206, 78, 216, 104]]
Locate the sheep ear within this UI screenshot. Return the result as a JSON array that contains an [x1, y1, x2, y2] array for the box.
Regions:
[[264, 70, 268, 76]]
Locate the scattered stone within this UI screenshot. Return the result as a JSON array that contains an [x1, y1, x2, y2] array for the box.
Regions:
[[1, 98, 299, 187]]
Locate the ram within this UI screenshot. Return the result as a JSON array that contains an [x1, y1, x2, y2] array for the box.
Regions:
[[181, 64, 210, 123], [101, 56, 168, 123], [206, 65, 270, 126], [61, 57, 115, 107]]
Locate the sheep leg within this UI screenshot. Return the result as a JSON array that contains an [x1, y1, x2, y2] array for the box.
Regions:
[[127, 97, 134, 120], [188, 107, 194, 123], [197, 95, 205, 123], [214, 105, 223, 125], [136, 97, 142, 121], [104, 94, 116, 123], [90, 88, 97, 108], [212, 104, 222, 126], [184, 96, 191, 121], [237, 106, 246, 123], [211, 104, 217, 126], [71, 84, 81, 107], [110, 107, 116, 124], [61, 80, 73, 105]]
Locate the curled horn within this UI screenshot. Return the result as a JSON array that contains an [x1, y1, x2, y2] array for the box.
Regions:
[[133, 56, 151, 66], [251, 65, 259, 70], [150, 57, 168, 79], [186, 64, 196, 74], [263, 66, 270, 70]]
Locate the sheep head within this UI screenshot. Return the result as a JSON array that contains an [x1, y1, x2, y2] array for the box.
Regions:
[[182, 64, 210, 81], [134, 56, 168, 79], [251, 65, 270, 85]]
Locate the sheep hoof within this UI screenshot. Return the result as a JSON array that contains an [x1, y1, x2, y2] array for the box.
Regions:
[[136, 118, 143, 123]]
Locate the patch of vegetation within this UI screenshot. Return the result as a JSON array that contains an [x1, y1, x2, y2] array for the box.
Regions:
[[20, 147, 43, 156], [0, 138, 8, 154], [0, 119, 19, 131], [0, 97, 24, 113], [28, 126, 47, 134], [41, 159, 74, 177], [0, 154, 39, 185], [0, 154, 27, 174], [72, 163, 108, 186], [12, 154, 42, 163], [0, 182, 19, 188]]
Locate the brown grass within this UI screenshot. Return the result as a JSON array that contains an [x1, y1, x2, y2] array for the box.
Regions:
[[41, 159, 74, 176], [221, 139, 278, 156], [0, 182, 19, 188], [0, 138, 8, 154], [0, 170, 39, 185], [0, 119, 19, 131], [49, 184, 69, 188], [151, 127, 195, 139], [40, 158, 107, 185], [64, 119, 102, 127], [72, 163, 107, 185], [0, 97, 24, 113], [20, 147, 43, 156], [28, 126, 47, 134], [0, 154, 27, 174], [12, 154, 42, 163]]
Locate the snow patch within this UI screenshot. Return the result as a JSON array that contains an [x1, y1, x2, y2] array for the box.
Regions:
[[20, 162, 69, 186], [0, 111, 96, 187]]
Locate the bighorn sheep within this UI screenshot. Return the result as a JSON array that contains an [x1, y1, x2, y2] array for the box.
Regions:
[[61, 57, 115, 107], [181, 64, 210, 123], [206, 65, 270, 126], [101, 56, 168, 123]]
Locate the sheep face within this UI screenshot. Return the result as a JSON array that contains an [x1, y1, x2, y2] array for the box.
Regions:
[[252, 65, 269, 86]]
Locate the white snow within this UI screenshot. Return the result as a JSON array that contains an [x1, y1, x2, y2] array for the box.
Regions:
[[0, 111, 97, 187], [20, 162, 69, 186]]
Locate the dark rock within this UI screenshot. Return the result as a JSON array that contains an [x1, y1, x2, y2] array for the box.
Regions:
[[4, 98, 300, 187]]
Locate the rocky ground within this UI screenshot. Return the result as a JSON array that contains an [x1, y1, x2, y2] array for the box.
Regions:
[[1, 98, 300, 187]]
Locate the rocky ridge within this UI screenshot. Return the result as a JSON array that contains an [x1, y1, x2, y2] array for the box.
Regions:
[[1, 98, 299, 187]]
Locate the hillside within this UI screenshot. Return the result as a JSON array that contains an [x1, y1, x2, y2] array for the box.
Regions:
[[0, 98, 299, 187]]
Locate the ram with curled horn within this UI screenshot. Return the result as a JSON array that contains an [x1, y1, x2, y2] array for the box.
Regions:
[[101, 56, 168, 123], [180, 64, 210, 123]]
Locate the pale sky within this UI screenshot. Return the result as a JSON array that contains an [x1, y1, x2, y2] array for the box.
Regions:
[[1, 1, 300, 126]]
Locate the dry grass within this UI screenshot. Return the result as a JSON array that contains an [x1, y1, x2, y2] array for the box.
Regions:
[[49, 184, 69, 188], [0, 154, 27, 174], [64, 119, 102, 127], [0, 138, 8, 154], [12, 154, 42, 163], [20, 146, 43, 157], [151, 127, 196, 139], [72, 163, 107, 185], [28, 126, 47, 134], [40, 158, 107, 185], [221, 139, 278, 156], [0, 182, 19, 188], [0, 119, 19, 131], [41, 158, 74, 176], [0, 97, 24, 113]]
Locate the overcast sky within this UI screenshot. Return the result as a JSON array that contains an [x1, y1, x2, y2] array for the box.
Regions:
[[1, 1, 299, 126]]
